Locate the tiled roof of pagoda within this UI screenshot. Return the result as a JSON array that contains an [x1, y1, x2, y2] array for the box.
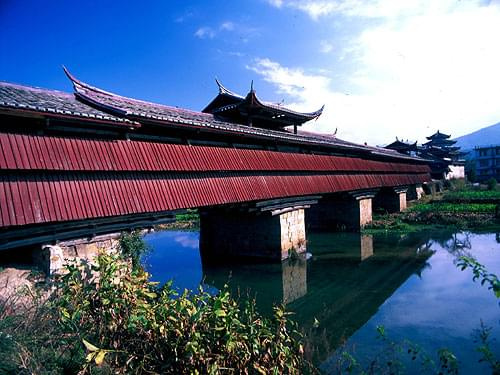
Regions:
[[426, 130, 451, 140], [422, 138, 457, 147]]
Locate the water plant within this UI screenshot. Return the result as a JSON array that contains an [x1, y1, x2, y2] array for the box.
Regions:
[[457, 256, 500, 298]]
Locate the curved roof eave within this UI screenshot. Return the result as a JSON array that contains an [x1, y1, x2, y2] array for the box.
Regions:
[[61, 68, 427, 163], [244, 90, 324, 121]]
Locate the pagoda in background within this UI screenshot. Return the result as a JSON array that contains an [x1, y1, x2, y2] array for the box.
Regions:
[[419, 131, 465, 179], [385, 130, 466, 180]]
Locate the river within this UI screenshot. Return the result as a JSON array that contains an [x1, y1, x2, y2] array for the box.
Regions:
[[142, 229, 500, 374]]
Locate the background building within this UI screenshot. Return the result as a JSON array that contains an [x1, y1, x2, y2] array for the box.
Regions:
[[385, 131, 466, 180], [472, 145, 500, 182]]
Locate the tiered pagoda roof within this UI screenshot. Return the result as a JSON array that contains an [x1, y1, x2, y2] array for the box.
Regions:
[[423, 130, 457, 147], [202, 79, 324, 131], [426, 130, 451, 140]]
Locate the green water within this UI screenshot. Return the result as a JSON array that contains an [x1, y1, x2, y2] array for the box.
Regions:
[[143, 229, 500, 373]]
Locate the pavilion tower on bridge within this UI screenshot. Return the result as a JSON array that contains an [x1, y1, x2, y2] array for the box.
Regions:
[[202, 79, 324, 134]]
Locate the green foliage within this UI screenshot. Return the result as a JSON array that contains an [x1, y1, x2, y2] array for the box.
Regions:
[[472, 320, 500, 373], [55, 253, 313, 374], [175, 209, 200, 223], [448, 178, 467, 191], [408, 203, 496, 214], [331, 325, 459, 374], [0, 288, 85, 374], [441, 190, 500, 204], [457, 256, 500, 298], [0, 254, 313, 373], [486, 177, 498, 191], [119, 230, 150, 270], [366, 187, 500, 232]]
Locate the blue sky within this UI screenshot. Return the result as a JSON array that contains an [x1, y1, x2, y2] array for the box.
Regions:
[[2, 0, 500, 145]]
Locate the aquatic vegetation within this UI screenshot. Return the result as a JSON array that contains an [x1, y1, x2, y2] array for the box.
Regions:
[[330, 325, 460, 374]]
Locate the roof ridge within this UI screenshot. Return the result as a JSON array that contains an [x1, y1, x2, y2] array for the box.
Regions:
[[63, 66, 213, 118]]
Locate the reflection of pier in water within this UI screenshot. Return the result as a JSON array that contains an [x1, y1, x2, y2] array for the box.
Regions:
[[202, 256, 308, 312], [202, 232, 433, 363]]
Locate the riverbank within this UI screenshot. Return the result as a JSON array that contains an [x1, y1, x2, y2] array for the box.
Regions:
[[365, 186, 500, 234], [155, 209, 200, 230]]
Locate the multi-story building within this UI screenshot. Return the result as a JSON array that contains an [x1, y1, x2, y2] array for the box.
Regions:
[[473, 145, 500, 182]]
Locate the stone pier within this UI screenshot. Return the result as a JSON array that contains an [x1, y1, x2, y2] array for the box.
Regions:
[[200, 207, 307, 262], [306, 191, 376, 231], [35, 233, 121, 275], [373, 187, 408, 213], [406, 184, 424, 201]]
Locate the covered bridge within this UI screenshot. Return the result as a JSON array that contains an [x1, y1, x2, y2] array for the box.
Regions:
[[0, 69, 430, 266]]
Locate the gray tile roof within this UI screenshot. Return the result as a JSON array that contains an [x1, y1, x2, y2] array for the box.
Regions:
[[65, 71, 417, 159], [0, 75, 424, 163], [0, 81, 137, 126]]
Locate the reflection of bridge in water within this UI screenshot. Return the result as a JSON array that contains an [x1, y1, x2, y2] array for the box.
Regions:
[[202, 231, 434, 364]]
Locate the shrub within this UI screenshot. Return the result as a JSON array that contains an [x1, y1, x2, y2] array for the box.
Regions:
[[55, 253, 313, 374], [119, 230, 150, 270], [486, 178, 498, 191]]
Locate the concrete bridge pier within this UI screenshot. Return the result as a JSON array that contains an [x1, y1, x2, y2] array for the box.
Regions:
[[373, 187, 408, 213], [406, 184, 424, 201], [306, 191, 377, 231], [200, 196, 319, 263]]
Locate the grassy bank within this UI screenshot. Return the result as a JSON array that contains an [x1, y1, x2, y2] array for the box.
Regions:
[[156, 209, 200, 230], [365, 186, 500, 233]]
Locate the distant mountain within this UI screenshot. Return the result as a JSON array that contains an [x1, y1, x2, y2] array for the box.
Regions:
[[454, 122, 500, 151]]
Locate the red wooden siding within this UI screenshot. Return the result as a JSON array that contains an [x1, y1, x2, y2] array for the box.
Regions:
[[0, 133, 430, 174], [0, 131, 430, 229], [0, 172, 428, 228]]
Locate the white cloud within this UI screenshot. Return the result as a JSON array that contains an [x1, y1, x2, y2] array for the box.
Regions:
[[320, 40, 333, 53], [267, 0, 498, 20], [267, 0, 284, 7], [194, 27, 215, 39], [254, 1, 500, 145], [220, 21, 235, 31], [195, 21, 259, 42]]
